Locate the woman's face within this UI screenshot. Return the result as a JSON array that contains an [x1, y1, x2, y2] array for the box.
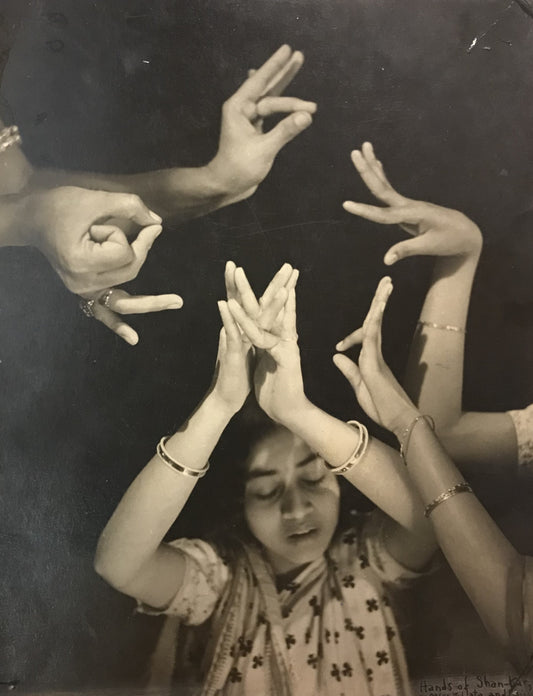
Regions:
[[243, 427, 340, 575]]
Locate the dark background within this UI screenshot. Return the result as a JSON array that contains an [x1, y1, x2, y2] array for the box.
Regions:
[[1, 0, 533, 691]]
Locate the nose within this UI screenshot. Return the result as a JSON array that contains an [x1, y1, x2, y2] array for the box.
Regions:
[[280, 485, 312, 520]]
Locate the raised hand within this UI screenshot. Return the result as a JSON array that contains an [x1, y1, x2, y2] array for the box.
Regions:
[[208, 298, 254, 415], [80, 288, 183, 346], [227, 268, 306, 424], [343, 142, 482, 265], [224, 259, 298, 348], [21, 186, 164, 294], [206, 45, 316, 203], [333, 277, 419, 437]]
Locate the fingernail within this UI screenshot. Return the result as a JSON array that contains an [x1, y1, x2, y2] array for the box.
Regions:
[[335, 341, 344, 351], [119, 328, 138, 345], [168, 301, 183, 309], [294, 112, 312, 128], [149, 211, 163, 223], [385, 253, 397, 265]]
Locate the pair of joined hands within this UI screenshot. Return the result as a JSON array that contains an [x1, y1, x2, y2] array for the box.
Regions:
[[210, 258, 421, 444]]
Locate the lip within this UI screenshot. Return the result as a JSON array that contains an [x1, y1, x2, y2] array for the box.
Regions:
[[286, 527, 318, 542]]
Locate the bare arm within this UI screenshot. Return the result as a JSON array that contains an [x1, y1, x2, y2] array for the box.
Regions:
[[94, 290, 253, 607], [335, 276, 531, 669], [227, 274, 436, 571], [94, 262, 295, 605], [341, 144, 523, 472], [30, 45, 316, 223], [94, 389, 237, 608]]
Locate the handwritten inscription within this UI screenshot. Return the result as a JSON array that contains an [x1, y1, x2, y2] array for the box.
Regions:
[[413, 675, 533, 696]]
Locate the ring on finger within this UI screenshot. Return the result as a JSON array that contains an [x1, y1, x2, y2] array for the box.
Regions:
[[79, 298, 96, 318], [98, 288, 115, 308]]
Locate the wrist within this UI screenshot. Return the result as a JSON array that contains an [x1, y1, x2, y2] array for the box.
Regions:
[[390, 408, 422, 442], [202, 159, 236, 200], [205, 387, 244, 421], [276, 396, 316, 431]]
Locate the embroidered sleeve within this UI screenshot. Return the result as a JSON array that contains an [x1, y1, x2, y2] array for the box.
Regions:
[[507, 405, 533, 470], [136, 538, 231, 625]]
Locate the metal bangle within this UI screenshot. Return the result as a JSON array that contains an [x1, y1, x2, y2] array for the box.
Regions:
[[424, 482, 473, 518], [399, 414, 435, 464], [326, 420, 369, 475], [418, 320, 466, 334], [156, 436, 210, 479]]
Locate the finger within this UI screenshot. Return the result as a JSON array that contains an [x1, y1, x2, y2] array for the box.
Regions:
[[263, 50, 304, 97], [350, 149, 403, 206], [264, 111, 313, 151], [335, 327, 363, 352], [227, 299, 280, 349], [383, 235, 434, 265], [333, 353, 363, 392], [99, 192, 162, 226], [85, 224, 135, 271], [216, 326, 228, 361], [360, 142, 391, 188], [92, 302, 139, 346], [259, 262, 293, 307], [96, 224, 162, 286], [100, 289, 183, 315], [256, 96, 317, 119], [259, 287, 288, 330], [217, 300, 242, 346], [360, 142, 388, 187], [342, 201, 410, 226], [234, 44, 292, 101], [234, 267, 261, 317], [285, 268, 299, 292], [224, 260, 238, 301], [281, 287, 297, 338], [362, 277, 393, 356]]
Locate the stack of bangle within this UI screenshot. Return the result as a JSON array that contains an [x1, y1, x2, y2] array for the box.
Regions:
[[0, 125, 22, 153], [326, 420, 369, 475], [417, 320, 465, 334], [398, 414, 435, 464], [156, 436, 210, 478], [424, 482, 473, 518]]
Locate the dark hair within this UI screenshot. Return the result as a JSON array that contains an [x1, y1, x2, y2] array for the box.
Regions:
[[167, 394, 374, 546]]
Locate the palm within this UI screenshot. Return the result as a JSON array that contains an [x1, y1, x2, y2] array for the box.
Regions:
[[344, 142, 481, 262]]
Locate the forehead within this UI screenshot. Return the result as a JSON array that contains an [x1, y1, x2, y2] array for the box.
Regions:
[[246, 428, 315, 477]]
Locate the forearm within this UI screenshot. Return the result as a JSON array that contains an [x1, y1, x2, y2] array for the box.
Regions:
[[30, 162, 239, 223], [404, 251, 480, 428], [0, 193, 32, 247], [94, 391, 235, 587], [404, 418, 522, 653], [282, 399, 432, 537]]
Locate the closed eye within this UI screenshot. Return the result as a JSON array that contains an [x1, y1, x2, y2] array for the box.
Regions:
[[252, 486, 281, 501], [302, 474, 326, 486]]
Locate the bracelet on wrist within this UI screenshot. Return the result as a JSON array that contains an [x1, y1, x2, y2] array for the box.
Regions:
[[424, 482, 473, 518], [398, 414, 435, 464], [325, 420, 369, 475], [417, 320, 466, 334], [156, 436, 210, 479]]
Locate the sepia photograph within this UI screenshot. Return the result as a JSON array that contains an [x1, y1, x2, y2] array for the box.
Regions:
[[1, 1, 533, 694]]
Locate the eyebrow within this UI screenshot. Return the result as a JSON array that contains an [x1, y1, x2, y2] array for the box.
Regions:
[[246, 452, 319, 480]]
